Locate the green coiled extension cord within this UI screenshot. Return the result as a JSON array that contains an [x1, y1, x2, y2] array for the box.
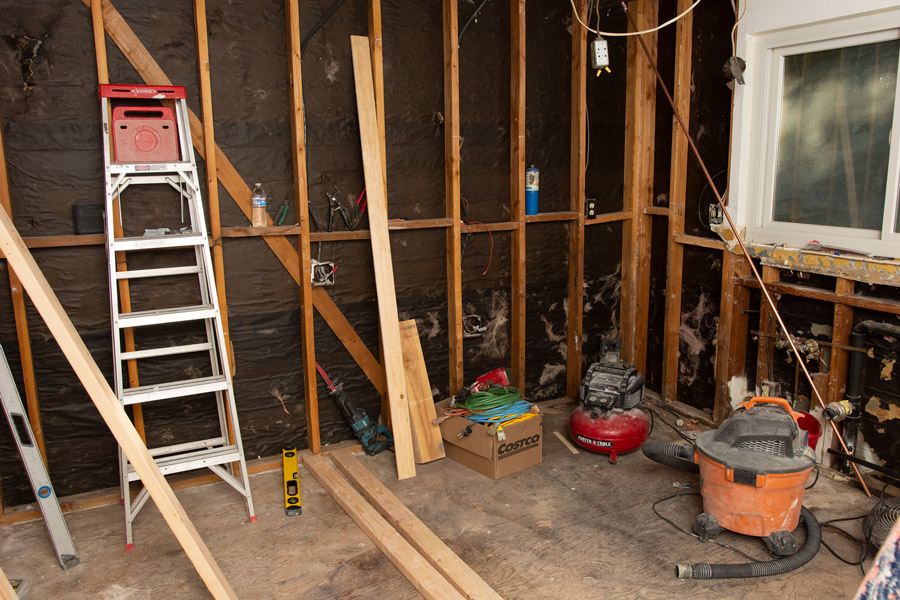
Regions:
[[455, 386, 522, 413]]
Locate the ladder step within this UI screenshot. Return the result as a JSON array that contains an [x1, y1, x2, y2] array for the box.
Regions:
[[116, 265, 202, 280], [108, 161, 195, 175], [120, 342, 213, 361], [126, 445, 241, 481], [121, 375, 228, 405], [117, 304, 216, 328], [112, 233, 207, 251]]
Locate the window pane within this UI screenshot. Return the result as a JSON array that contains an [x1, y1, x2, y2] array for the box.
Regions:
[[773, 40, 900, 230]]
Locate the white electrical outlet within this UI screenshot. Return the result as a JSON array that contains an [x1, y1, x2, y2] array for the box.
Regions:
[[590, 38, 609, 70]]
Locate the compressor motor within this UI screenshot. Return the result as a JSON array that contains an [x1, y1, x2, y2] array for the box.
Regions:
[[570, 347, 649, 462]]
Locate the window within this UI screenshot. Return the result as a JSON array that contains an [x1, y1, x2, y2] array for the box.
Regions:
[[736, 6, 900, 256]]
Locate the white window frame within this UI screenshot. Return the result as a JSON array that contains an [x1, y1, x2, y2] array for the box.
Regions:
[[734, 5, 900, 257]]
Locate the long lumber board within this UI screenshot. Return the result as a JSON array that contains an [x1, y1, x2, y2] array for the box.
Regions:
[[349, 35, 415, 480], [303, 455, 464, 600], [398, 320, 444, 463], [331, 452, 503, 600], [0, 210, 237, 599], [81, 0, 386, 399]]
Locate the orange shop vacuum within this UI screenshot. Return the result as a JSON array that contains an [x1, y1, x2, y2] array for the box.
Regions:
[[642, 397, 821, 579]]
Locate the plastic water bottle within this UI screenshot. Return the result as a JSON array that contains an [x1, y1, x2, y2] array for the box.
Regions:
[[251, 182, 267, 227], [525, 166, 539, 215]]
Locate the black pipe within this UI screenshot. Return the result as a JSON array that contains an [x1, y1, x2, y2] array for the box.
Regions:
[[676, 507, 821, 579], [841, 321, 900, 473], [642, 442, 699, 474]]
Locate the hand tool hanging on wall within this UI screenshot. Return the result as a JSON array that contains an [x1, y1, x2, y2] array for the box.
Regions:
[[314, 362, 392, 456], [307, 187, 367, 287]]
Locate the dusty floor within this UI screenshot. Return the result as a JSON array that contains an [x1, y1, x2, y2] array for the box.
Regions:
[[0, 399, 878, 599]]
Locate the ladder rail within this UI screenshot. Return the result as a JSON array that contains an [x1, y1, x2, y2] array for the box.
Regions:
[[102, 88, 255, 547]]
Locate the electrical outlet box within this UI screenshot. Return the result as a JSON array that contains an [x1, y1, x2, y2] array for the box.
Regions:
[[590, 38, 609, 70]]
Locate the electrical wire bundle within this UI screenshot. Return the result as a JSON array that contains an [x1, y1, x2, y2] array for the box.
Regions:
[[450, 386, 537, 438]]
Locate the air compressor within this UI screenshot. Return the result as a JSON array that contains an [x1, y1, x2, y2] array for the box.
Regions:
[[569, 346, 649, 463]]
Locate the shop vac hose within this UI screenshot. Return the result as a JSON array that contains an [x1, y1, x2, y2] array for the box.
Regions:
[[642, 442, 699, 474], [675, 507, 821, 579]]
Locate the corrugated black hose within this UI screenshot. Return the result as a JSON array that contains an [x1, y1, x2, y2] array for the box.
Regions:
[[676, 507, 822, 579], [642, 442, 699, 474]]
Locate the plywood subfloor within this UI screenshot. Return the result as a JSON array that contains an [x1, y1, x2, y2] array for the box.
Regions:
[[0, 399, 876, 599]]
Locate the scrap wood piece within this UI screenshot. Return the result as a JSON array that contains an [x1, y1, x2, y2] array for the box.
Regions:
[[350, 34, 415, 480], [81, 0, 386, 400], [303, 455, 465, 600], [331, 451, 504, 600], [399, 320, 445, 463], [0, 209, 238, 600]]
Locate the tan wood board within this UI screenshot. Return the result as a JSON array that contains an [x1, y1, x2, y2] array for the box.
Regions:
[[331, 451, 502, 600], [303, 455, 464, 600], [398, 320, 445, 463], [0, 209, 237, 599], [349, 35, 415, 480]]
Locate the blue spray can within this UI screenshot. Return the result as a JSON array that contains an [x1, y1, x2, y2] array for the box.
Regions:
[[525, 165, 539, 215]]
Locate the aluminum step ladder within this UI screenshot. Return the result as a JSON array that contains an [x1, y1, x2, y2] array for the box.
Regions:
[[99, 84, 255, 549], [0, 345, 79, 570]]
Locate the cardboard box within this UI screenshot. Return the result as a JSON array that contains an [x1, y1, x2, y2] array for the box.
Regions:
[[435, 398, 542, 479]]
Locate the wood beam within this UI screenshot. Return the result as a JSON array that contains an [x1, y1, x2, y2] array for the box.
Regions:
[[84, 0, 385, 398], [755, 266, 781, 387], [0, 208, 238, 600], [827, 278, 855, 405], [89, 0, 145, 444], [303, 455, 464, 600], [662, 0, 694, 405], [620, 0, 657, 374], [566, 0, 587, 399], [285, 0, 320, 453], [350, 36, 415, 480], [509, 0, 526, 391], [713, 251, 751, 422], [737, 276, 900, 316], [194, 0, 235, 376], [331, 451, 502, 600], [0, 116, 44, 471], [367, 0, 387, 188], [443, 0, 463, 396]]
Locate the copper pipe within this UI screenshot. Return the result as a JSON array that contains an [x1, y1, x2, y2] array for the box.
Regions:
[[621, 2, 871, 496]]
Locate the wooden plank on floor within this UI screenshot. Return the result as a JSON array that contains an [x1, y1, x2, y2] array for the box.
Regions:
[[399, 320, 445, 464], [303, 455, 465, 600], [331, 451, 503, 600], [0, 209, 237, 600], [350, 35, 415, 480]]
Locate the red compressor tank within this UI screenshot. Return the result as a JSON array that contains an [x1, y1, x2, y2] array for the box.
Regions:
[[569, 351, 649, 463], [570, 405, 650, 463]]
